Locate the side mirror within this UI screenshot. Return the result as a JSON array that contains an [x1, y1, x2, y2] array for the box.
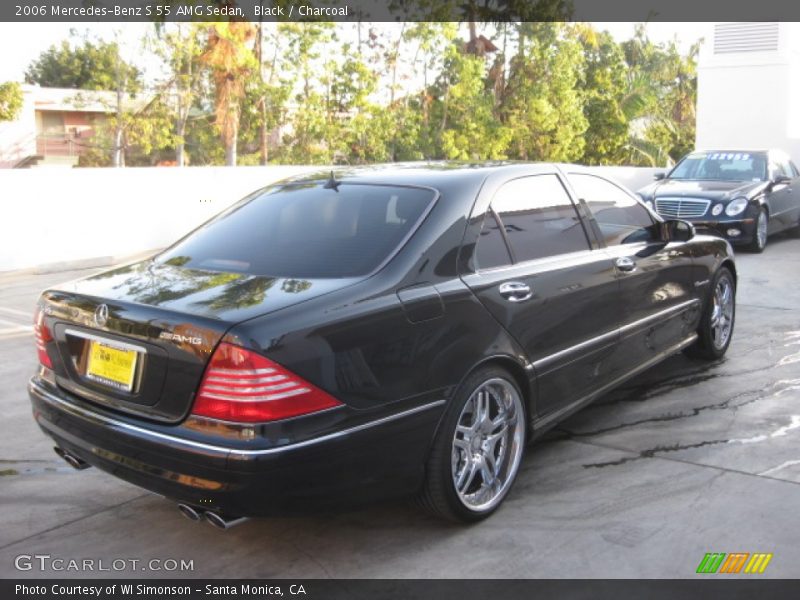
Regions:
[[772, 174, 792, 188], [660, 219, 695, 243], [653, 172, 666, 181]]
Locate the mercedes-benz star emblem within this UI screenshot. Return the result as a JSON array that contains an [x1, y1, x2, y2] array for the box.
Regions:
[[94, 304, 109, 327]]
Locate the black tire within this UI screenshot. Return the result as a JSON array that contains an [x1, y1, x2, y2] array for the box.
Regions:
[[788, 214, 800, 238], [418, 366, 527, 522], [747, 208, 768, 253], [684, 266, 736, 360]]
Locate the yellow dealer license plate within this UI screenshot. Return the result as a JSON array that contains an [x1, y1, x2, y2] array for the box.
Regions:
[[86, 341, 138, 392]]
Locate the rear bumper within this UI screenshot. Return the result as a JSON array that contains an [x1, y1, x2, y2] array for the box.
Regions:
[[29, 375, 444, 516]]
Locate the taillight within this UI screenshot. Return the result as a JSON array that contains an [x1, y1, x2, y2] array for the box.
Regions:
[[33, 306, 53, 369], [191, 342, 343, 423]]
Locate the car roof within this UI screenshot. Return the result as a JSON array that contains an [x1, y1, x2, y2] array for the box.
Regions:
[[692, 149, 769, 155], [271, 161, 565, 192]]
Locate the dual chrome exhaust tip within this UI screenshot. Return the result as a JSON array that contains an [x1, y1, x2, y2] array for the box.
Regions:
[[176, 503, 248, 530], [53, 446, 91, 470], [53, 447, 247, 530]]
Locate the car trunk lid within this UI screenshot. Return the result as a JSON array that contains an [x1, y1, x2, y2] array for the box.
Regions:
[[39, 260, 358, 422]]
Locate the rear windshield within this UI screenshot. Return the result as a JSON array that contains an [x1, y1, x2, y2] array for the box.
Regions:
[[156, 183, 435, 278]]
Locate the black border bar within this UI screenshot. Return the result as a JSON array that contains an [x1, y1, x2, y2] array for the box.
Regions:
[[4, 579, 800, 600], [4, 0, 800, 23]]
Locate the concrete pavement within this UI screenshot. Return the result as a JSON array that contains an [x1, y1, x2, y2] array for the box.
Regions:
[[1, 236, 799, 578]]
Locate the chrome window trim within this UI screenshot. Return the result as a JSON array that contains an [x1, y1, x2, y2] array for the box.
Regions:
[[619, 298, 700, 338], [531, 298, 700, 371], [533, 328, 618, 372], [30, 378, 445, 458]]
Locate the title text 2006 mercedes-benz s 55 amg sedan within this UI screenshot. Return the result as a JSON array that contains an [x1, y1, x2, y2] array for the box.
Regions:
[[29, 163, 737, 524]]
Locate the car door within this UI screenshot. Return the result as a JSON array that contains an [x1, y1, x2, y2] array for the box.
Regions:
[[566, 172, 700, 376], [460, 171, 622, 418], [789, 161, 800, 228], [769, 154, 799, 231], [766, 154, 795, 232]]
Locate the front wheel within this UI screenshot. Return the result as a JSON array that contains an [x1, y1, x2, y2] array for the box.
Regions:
[[748, 208, 768, 252], [684, 266, 736, 360], [418, 367, 526, 522], [788, 213, 800, 238]]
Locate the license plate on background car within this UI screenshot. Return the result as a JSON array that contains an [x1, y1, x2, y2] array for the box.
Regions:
[[85, 341, 138, 392]]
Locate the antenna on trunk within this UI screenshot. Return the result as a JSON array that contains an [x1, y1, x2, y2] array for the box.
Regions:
[[324, 171, 340, 192]]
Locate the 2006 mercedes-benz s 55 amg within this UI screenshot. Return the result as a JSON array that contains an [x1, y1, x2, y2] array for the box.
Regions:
[[29, 163, 737, 524]]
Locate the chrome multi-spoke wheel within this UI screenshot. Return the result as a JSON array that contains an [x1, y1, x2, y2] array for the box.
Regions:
[[710, 277, 734, 350], [450, 378, 525, 512], [419, 367, 527, 522], [684, 266, 735, 361]]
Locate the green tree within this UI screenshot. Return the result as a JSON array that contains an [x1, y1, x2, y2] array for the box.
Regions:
[[501, 23, 588, 162], [432, 41, 511, 160], [151, 23, 207, 166], [621, 26, 699, 166], [0, 82, 23, 121], [77, 96, 175, 167], [277, 22, 335, 164], [577, 27, 629, 165], [24, 39, 141, 91]]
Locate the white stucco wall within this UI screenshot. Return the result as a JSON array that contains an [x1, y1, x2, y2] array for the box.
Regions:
[[696, 23, 800, 162], [0, 164, 662, 273], [0, 166, 316, 272]]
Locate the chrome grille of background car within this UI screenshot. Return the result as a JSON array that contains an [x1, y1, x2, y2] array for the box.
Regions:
[[654, 198, 711, 218]]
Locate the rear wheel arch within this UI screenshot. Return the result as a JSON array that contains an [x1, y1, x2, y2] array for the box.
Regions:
[[430, 355, 532, 445], [461, 356, 531, 416]]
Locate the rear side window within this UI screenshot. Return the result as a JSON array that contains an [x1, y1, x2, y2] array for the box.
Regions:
[[568, 173, 655, 246], [475, 211, 512, 270], [490, 174, 590, 263], [157, 184, 435, 278]]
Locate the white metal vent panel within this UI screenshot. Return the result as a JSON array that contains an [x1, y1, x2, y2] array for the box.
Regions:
[[714, 22, 779, 54]]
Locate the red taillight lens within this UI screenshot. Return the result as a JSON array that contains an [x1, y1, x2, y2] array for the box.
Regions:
[[33, 306, 53, 369], [191, 342, 343, 423]]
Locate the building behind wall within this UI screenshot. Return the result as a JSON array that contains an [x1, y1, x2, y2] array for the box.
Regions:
[[0, 86, 122, 168], [697, 22, 800, 163]]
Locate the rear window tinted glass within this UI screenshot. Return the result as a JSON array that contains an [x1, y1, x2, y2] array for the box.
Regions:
[[157, 184, 435, 278]]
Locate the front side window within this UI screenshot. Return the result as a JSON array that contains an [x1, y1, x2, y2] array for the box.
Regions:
[[568, 173, 655, 246], [489, 174, 590, 262], [157, 184, 435, 278], [777, 158, 794, 178]]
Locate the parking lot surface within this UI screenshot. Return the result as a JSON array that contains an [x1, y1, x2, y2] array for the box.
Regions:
[[1, 236, 799, 579]]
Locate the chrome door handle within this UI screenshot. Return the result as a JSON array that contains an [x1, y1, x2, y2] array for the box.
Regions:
[[615, 257, 637, 273], [498, 282, 533, 302]]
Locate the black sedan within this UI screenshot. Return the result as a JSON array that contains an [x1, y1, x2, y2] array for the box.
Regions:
[[29, 163, 736, 524], [638, 149, 800, 252]]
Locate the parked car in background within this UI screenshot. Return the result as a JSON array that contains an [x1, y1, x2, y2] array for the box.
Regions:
[[30, 163, 736, 525], [637, 149, 800, 252]]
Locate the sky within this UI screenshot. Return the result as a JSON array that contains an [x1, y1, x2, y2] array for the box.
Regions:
[[0, 22, 711, 84]]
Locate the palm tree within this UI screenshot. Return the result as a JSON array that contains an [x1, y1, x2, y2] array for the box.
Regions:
[[620, 72, 671, 167], [201, 20, 256, 166]]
